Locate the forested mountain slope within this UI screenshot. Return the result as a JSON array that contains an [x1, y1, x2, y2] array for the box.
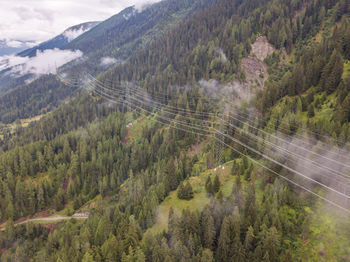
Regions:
[[0, 0, 350, 261], [0, 75, 77, 124], [66, 0, 207, 61], [18, 22, 100, 58], [0, 0, 209, 125], [0, 0, 205, 126]]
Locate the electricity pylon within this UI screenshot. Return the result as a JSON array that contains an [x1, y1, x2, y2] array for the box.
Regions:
[[214, 111, 227, 169]]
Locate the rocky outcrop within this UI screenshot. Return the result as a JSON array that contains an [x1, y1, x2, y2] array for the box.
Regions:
[[241, 36, 275, 89], [251, 36, 275, 61]]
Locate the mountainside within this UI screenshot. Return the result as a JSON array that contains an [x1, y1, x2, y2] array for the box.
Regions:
[[0, 0, 208, 117], [63, 0, 211, 73], [0, 22, 98, 94], [18, 21, 100, 58], [0, 0, 350, 261]]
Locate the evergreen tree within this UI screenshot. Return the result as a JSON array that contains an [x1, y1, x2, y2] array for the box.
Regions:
[[101, 234, 121, 261], [177, 182, 193, 200], [165, 158, 178, 191], [307, 104, 315, 118], [213, 175, 221, 193], [205, 176, 214, 195], [231, 160, 238, 176], [244, 226, 255, 258], [201, 249, 214, 262], [321, 50, 344, 94], [82, 249, 95, 262], [201, 211, 216, 249]]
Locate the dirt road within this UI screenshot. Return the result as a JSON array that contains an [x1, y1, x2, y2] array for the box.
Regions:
[[0, 215, 88, 231]]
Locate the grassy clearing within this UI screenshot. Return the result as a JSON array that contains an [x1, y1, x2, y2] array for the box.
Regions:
[[78, 195, 101, 212], [147, 161, 241, 235], [126, 114, 147, 144], [147, 156, 264, 236], [148, 190, 210, 234], [270, 89, 337, 127], [310, 92, 336, 123], [57, 201, 75, 216], [8, 115, 45, 129], [0, 114, 45, 141], [294, 204, 350, 261]]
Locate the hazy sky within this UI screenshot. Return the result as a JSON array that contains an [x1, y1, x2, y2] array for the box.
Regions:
[[0, 0, 160, 45]]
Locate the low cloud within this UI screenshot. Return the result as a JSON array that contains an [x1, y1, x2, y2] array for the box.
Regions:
[[123, 9, 137, 20], [199, 79, 253, 103], [216, 48, 227, 63], [25, 41, 39, 48], [134, 0, 161, 12], [100, 56, 119, 66], [63, 26, 94, 42], [6, 40, 23, 48], [0, 55, 27, 71], [0, 48, 83, 76]]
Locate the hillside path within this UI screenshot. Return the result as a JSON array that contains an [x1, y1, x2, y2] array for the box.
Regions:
[[0, 215, 88, 231]]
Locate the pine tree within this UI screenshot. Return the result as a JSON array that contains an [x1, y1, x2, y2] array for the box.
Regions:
[[177, 182, 185, 199], [122, 220, 140, 252], [5, 219, 15, 241], [233, 175, 242, 195], [202, 212, 216, 249], [321, 50, 344, 94], [168, 207, 177, 236], [244, 164, 253, 181], [135, 247, 146, 262], [244, 226, 255, 253], [217, 190, 223, 200], [177, 182, 193, 200], [201, 249, 214, 262], [243, 156, 249, 169], [165, 158, 178, 191], [213, 175, 221, 193], [205, 176, 214, 195], [184, 182, 194, 199], [231, 160, 237, 176], [101, 234, 121, 261], [82, 249, 95, 262], [217, 216, 235, 261], [95, 217, 112, 246], [7, 202, 15, 220], [307, 104, 315, 118]]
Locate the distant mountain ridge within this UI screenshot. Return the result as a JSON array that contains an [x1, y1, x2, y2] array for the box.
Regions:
[[0, 0, 209, 119], [17, 21, 100, 58], [0, 21, 98, 94], [0, 40, 35, 56], [65, 0, 211, 67]]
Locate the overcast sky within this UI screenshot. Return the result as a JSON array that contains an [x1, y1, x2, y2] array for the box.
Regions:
[[0, 0, 160, 45]]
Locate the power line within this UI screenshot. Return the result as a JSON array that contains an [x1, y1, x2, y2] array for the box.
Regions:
[[91, 77, 350, 199], [90, 75, 350, 182], [59, 73, 350, 212], [94, 81, 350, 213]]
